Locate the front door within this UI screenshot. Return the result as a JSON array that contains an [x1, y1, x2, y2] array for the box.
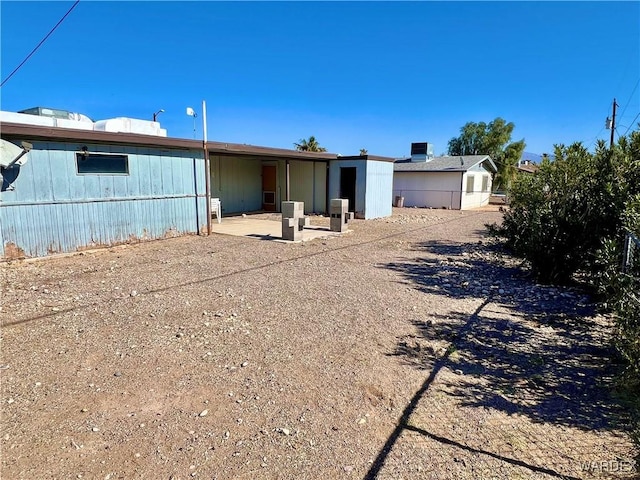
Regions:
[[262, 165, 277, 212], [340, 167, 357, 213]]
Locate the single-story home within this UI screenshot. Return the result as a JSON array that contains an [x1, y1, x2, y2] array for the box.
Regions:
[[0, 110, 394, 260], [393, 143, 497, 210]]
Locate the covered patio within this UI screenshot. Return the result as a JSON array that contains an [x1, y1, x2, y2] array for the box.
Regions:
[[209, 213, 350, 243], [206, 142, 395, 220]]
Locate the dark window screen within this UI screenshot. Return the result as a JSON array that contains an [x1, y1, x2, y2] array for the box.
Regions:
[[76, 153, 129, 175]]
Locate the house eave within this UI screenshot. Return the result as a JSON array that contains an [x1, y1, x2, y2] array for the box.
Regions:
[[1, 122, 395, 162]]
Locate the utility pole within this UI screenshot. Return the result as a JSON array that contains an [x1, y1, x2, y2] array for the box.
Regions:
[[610, 98, 617, 148]]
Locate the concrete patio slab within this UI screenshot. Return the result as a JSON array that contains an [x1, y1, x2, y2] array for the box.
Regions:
[[210, 217, 349, 242]]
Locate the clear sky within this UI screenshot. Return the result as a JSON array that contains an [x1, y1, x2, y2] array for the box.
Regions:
[[1, 1, 639, 158]]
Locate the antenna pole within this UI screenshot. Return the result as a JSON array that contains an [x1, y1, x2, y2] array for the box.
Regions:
[[610, 98, 617, 148]]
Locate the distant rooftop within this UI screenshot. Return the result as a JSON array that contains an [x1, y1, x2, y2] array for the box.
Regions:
[[394, 155, 496, 172]]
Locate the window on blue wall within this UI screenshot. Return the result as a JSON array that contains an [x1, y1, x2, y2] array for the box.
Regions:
[[76, 153, 129, 175]]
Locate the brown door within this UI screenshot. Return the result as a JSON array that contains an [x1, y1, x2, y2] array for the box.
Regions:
[[262, 165, 277, 211]]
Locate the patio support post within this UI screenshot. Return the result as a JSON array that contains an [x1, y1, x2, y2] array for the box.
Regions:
[[286, 159, 290, 201], [203, 100, 212, 235]]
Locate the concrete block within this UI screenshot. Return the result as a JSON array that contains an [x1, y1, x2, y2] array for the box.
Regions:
[[282, 201, 307, 241], [282, 201, 304, 219], [298, 217, 310, 230], [281, 218, 301, 241], [330, 198, 349, 232]]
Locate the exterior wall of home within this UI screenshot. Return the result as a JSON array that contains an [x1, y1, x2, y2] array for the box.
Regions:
[[313, 162, 327, 214], [364, 160, 393, 219], [393, 171, 463, 209], [1, 140, 206, 260], [460, 170, 492, 210], [211, 157, 327, 215], [289, 160, 314, 213], [280, 160, 328, 214], [210, 155, 262, 214], [328, 159, 367, 218]]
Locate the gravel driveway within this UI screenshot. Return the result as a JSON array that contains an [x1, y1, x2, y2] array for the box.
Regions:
[[1, 207, 637, 479]]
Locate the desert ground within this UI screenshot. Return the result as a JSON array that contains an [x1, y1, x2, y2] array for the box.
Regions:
[[1, 207, 637, 479]]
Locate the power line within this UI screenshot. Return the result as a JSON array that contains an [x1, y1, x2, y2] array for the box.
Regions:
[[622, 112, 640, 137], [0, 1, 80, 88], [617, 77, 640, 122], [586, 103, 612, 149], [587, 127, 606, 149]]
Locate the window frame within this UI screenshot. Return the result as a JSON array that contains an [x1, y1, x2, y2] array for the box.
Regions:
[[481, 175, 489, 193], [76, 152, 130, 176], [465, 175, 475, 194]]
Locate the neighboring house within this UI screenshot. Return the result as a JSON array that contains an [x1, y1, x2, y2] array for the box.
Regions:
[[0, 109, 393, 260], [393, 143, 497, 210], [517, 159, 539, 174]]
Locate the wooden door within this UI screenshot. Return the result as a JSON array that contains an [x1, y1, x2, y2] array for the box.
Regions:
[[262, 165, 277, 212]]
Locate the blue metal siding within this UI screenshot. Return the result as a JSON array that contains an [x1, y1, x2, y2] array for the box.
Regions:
[[364, 160, 393, 219], [328, 159, 393, 219], [1, 141, 206, 259], [328, 160, 367, 217]]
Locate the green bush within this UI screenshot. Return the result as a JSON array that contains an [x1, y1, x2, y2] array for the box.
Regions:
[[492, 131, 640, 284], [490, 130, 640, 426]]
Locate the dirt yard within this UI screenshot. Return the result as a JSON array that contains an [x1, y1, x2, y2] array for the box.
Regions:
[[1, 208, 637, 479]]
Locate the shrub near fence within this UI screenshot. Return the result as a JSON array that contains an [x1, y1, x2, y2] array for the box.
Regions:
[[619, 233, 640, 380]]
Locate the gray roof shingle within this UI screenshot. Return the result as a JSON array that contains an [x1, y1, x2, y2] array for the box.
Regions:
[[394, 155, 496, 172]]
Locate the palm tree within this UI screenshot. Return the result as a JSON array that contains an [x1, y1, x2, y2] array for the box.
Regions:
[[359, 148, 368, 156], [294, 136, 327, 152]]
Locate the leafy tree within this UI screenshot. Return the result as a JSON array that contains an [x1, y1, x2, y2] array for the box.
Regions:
[[294, 136, 327, 152], [448, 118, 525, 192]]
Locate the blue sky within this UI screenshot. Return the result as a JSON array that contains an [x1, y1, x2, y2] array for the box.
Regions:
[[1, 1, 639, 158]]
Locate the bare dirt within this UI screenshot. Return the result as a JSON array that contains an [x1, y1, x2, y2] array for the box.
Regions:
[[1, 207, 637, 479]]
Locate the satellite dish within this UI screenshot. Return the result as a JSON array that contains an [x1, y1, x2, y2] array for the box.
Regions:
[[0, 139, 31, 168]]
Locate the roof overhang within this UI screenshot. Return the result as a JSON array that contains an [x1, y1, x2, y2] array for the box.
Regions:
[[481, 156, 498, 173], [0, 122, 395, 163]]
